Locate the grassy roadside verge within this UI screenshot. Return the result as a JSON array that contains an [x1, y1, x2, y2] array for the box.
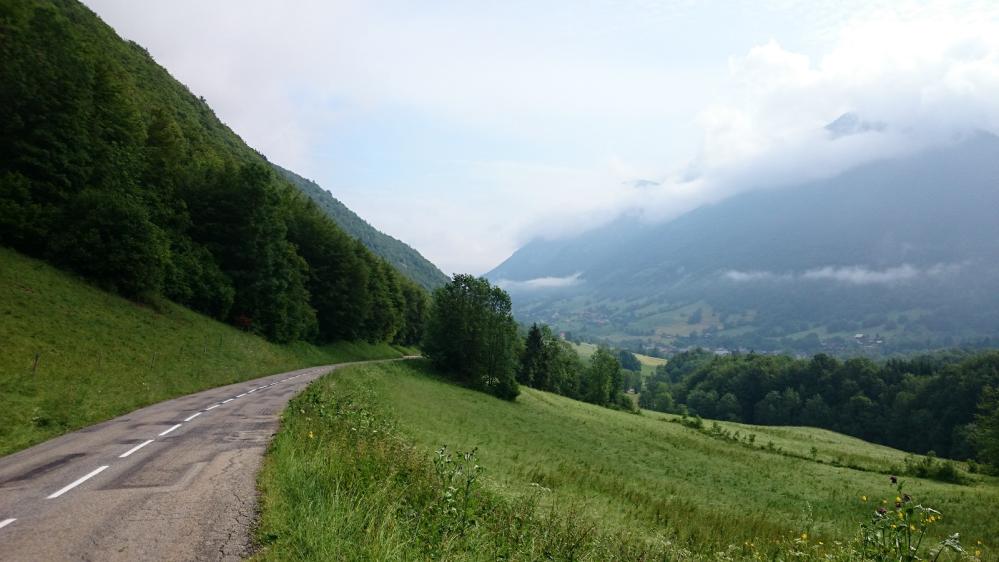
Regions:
[[255, 361, 997, 561], [0, 247, 407, 456], [254, 361, 685, 561]]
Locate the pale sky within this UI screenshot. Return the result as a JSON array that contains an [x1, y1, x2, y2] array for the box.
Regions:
[[83, 0, 999, 275]]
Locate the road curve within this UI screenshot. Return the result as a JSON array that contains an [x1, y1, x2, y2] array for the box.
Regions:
[[0, 359, 404, 561]]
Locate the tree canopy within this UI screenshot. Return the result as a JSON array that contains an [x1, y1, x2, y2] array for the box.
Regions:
[[423, 275, 520, 400]]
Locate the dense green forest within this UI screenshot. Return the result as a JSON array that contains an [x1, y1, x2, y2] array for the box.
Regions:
[[274, 165, 449, 291], [0, 0, 427, 345], [641, 349, 999, 467]]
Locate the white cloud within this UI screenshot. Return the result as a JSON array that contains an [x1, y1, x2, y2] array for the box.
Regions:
[[723, 270, 791, 282], [801, 265, 921, 285], [724, 263, 964, 285], [496, 273, 584, 292], [526, 5, 999, 241]]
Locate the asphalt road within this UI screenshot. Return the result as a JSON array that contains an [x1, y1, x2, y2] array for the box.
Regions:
[[0, 360, 395, 561]]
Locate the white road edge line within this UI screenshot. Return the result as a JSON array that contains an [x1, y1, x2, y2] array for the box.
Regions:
[[205, 404, 221, 411], [47, 465, 109, 499], [222, 398, 234, 404], [236, 393, 246, 398], [119, 439, 154, 458], [184, 412, 202, 422], [159, 424, 182, 436], [0, 518, 15, 530]]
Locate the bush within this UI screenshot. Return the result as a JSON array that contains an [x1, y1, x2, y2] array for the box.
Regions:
[[51, 189, 168, 298]]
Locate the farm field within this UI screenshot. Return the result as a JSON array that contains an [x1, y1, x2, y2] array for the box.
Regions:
[[256, 360, 998, 560]]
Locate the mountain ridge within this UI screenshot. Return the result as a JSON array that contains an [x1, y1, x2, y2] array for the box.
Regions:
[[487, 132, 999, 355], [274, 165, 449, 290]]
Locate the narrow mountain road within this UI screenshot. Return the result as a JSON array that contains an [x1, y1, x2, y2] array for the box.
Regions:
[[0, 359, 408, 561]]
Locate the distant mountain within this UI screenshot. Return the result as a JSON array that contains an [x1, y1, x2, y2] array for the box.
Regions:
[[275, 166, 449, 290], [487, 132, 999, 355]]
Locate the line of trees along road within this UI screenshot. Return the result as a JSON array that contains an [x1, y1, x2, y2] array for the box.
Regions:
[[0, 1, 428, 345]]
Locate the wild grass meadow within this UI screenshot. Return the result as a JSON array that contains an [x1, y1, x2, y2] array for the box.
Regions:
[[255, 360, 998, 560]]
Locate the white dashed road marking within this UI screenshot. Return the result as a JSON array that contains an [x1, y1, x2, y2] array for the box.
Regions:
[[3, 367, 324, 530], [119, 440, 154, 458], [47, 466, 109, 499], [158, 424, 182, 437]]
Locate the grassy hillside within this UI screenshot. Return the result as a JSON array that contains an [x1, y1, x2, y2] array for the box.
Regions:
[[569, 340, 666, 377], [274, 165, 449, 291], [0, 247, 407, 456], [256, 361, 997, 560]]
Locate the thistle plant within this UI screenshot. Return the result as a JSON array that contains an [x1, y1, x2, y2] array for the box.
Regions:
[[859, 476, 965, 561]]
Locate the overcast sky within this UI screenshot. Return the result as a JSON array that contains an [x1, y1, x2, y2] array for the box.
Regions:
[[83, 0, 999, 275]]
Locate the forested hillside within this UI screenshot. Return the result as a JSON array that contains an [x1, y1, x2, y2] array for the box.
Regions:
[[274, 165, 449, 291], [0, 0, 427, 345]]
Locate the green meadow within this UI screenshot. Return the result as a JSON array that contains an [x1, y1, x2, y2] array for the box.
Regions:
[[569, 340, 667, 377], [0, 248, 408, 456], [256, 360, 998, 560]]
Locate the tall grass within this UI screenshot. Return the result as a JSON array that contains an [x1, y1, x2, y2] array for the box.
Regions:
[[256, 375, 695, 560], [256, 361, 997, 561], [0, 247, 405, 456]]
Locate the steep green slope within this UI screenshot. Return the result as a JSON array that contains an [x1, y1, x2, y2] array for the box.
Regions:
[[274, 165, 449, 290], [0, 0, 426, 346], [256, 361, 998, 560], [0, 247, 406, 457]]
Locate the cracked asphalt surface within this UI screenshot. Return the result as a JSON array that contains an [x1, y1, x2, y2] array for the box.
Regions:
[[0, 360, 399, 561]]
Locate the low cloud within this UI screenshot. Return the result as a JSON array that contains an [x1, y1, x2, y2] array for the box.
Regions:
[[801, 265, 920, 285], [525, 8, 999, 244], [725, 263, 963, 286], [496, 273, 583, 292], [723, 270, 791, 282]]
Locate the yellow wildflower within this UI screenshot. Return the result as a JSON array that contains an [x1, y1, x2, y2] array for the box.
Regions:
[[308, 431, 315, 439], [801, 533, 808, 541], [861, 495, 868, 502]]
